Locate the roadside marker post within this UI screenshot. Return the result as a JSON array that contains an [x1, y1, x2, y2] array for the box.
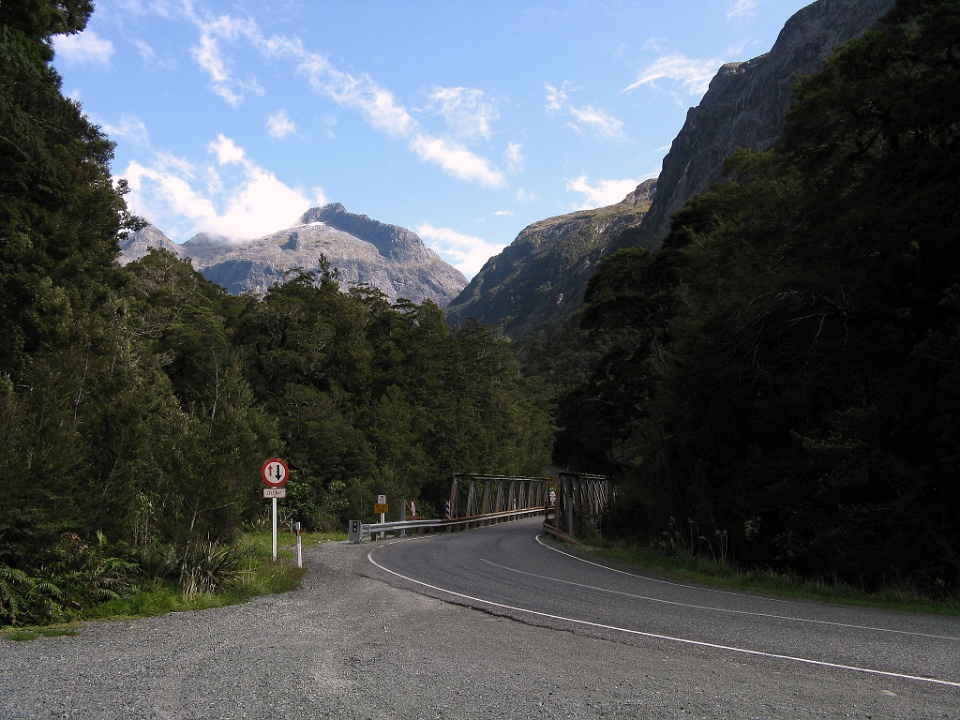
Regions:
[[375, 494, 387, 539], [261, 458, 289, 561], [295, 521, 302, 569]]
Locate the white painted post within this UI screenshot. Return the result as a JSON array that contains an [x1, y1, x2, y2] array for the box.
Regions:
[[295, 521, 302, 568]]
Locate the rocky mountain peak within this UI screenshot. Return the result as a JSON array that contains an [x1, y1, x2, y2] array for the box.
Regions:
[[298, 203, 427, 263], [119, 206, 467, 305]]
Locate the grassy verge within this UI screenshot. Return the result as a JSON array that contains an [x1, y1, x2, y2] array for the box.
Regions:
[[578, 541, 960, 617], [1, 530, 345, 640]]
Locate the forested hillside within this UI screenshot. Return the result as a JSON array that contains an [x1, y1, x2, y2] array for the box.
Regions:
[[0, 2, 551, 625], [557, 0, 960, 594]]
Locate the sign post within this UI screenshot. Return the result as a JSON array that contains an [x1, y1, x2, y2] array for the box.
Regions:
[[261, 458, 289, 560], [375, 495, 388, 539]]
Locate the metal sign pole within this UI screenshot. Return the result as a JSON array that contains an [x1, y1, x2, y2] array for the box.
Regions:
[[272, 496, 278, 560]]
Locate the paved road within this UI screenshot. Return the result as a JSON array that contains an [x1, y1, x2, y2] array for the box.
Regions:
[[2, 521, 959, 719], [368, 517, 960, 693]]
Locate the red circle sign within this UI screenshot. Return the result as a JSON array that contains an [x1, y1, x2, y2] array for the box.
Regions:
[[261, 458, 289, 487]]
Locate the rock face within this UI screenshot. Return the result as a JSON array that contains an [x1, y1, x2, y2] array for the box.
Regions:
[[118, 223, 184, 264], [635, 0, 895, 246], [445, 180, 656, 338], [120, 205, 468, 306]]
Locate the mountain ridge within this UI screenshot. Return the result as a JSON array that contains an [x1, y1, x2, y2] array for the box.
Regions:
[[119, 204, 468, 306]]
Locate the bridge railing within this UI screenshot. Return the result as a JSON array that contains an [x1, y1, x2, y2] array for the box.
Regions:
[[348, 505, 545, 543], [347, 471, 612, 544]]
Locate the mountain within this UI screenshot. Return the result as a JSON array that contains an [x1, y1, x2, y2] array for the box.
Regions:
[[445, 0, 895, 339], [120, 204, 468, 306], [445, 180, 656, 338], [117, 223, 184, 264], [633, 0, 895, 246]]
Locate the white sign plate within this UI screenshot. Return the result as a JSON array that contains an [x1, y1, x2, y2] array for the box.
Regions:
[[263, 487, 287, 499]]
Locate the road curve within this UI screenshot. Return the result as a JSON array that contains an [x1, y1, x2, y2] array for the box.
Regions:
[[367, 517, 960, 690]]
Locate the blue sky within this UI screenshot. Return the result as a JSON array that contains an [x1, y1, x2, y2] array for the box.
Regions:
[[54, 0, 813, 278]]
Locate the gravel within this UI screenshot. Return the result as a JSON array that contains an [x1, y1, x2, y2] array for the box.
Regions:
[[1, 539, 957, 719]]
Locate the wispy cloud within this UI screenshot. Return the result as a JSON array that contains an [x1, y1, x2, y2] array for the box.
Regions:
[[54, 29, 115, 65], [187, 13, 264, 106], [266, 109, 296, 138], [505, 142, 524, 173], [623, 53, 721, 96], [727, 0, 759, 21], [566, 176, 640, 209], [416, 224, 501, 278], [409, 135, 506, 188], [102, 116, 150, 147], [122, 135, 326, 242], [425, 86, 498, 142], [545, 82, 625, 139]]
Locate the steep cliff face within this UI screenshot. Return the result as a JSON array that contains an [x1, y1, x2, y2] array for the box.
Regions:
[[445, 180, 656, 337], [120, 205, 468, 306], [635, 0, 895, 247]]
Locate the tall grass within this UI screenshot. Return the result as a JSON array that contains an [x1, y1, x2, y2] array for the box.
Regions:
[[583, 539, 960, 617]]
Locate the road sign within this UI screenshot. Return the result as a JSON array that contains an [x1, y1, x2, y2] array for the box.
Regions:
[[263, 487, 286, 499], [374, 503, 389, 514], [261, 458, 289, 487]]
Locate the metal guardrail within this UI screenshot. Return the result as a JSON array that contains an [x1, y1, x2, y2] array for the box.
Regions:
[[348, 506, 545, 543]]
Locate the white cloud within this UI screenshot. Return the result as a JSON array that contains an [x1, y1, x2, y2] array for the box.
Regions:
[[567, 176, 641, 209], [409, 134, 506, 188], [103, 116, 150, 147], [290, 45, 416, 137], [120, 136, 327, 242], [506, 142, 524, 173], [426, 86, 498, 142], [623, 53, 722, 96], [267, 109, 296, 138], [545, 83, 625, 139], [189, 14, 264, 107], [727, 0, 759, 20], [54, 30, 115, 65], [209, 134, 245, 164], [416, 224, 502, 278]]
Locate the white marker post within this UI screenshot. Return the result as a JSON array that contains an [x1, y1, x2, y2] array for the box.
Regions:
[[261, 458, 290, 561], [295, 522, 302, 568]]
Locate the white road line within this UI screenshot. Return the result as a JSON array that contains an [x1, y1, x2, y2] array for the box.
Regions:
[[484, 557, 960, 643], [536, 534, 801, 603], [367, 547, 960, 689]]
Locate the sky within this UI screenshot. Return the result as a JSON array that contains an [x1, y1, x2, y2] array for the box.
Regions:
[[53, 0, 814, 279]]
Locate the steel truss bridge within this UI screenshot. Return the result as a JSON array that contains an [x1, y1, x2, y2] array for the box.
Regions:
[[349, 472, 613, 544]]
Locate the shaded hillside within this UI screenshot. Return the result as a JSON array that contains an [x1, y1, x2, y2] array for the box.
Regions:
[[445, 180, 655, 338]]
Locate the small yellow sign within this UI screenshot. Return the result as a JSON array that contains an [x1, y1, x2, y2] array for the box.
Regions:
[[374, 503, 389, 514]]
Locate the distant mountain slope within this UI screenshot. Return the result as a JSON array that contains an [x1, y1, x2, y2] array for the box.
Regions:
[[117, 223, 183, 264], [120, 204, 468, 306], [445, 0, 894, 340], [634, 0, 895, 247], [445, 180, 656, 338]]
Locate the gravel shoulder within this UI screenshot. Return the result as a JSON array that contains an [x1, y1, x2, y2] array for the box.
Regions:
[[1, 538, 957, 719]]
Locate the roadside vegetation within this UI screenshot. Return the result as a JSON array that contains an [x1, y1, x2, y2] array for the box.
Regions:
[[1, 529, 342, 639], [581, 537, 960, 618], [551, 0, 960, 600]]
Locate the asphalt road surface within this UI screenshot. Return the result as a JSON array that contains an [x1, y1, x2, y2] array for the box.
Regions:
[[2, 518, 959, 719], [368, 518, 960, 709]]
